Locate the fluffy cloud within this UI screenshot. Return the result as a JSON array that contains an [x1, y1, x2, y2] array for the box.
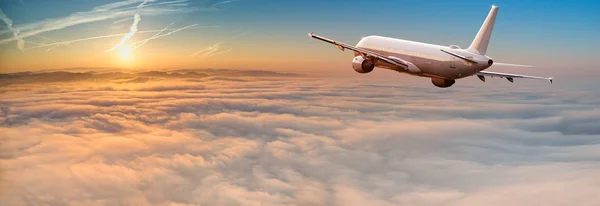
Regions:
[[1, 70, 599, 205]]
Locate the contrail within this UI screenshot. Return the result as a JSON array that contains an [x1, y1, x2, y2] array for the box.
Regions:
[[146, 0, 189, 7], [206, 0, 241, 9], [130, 23, 200, 47], [208, 48, 232, 56], [137, 0, 150, 8], [93, 0, 146, 12], [0, 0, 192, 45], [212, 0, 241, 6], [190, 41, 232, 58], [33, 34, 71, 49], [24, 25, 209, 51], [107, 13, 141, 51], [34, 34, 57, 43], [190, 41, 222, 57], [46, 44, 62, 51], [106, 0, 154, 51], [23, 28, 191, 50], [113, 17, 133, 24], [22, 40, 43, 46], [132, 22, 173, 50], [26, 33, 129, 50], [0, 8, 25, 51]]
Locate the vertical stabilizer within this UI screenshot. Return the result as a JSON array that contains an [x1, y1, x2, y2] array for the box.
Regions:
[[468, 5, 498, 55]]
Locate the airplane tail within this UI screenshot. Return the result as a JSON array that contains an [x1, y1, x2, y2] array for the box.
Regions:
[[468, 5, 499, 55]]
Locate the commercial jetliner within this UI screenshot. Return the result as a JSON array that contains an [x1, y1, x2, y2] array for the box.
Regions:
[[309, 6, 552, 88]]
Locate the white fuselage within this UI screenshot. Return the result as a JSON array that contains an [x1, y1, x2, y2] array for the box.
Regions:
[[310, 6, 550, 87], [355, 36, 493, 80]]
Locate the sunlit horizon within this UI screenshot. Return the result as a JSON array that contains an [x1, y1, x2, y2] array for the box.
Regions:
[[1, 0, 599, 77], [1, 1, 600, 205]]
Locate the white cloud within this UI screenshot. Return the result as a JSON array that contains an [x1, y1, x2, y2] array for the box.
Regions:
[[1, 71, 599, 205]]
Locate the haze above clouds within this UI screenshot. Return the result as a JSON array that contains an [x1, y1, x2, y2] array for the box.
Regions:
[[1, 70, 599, 205]]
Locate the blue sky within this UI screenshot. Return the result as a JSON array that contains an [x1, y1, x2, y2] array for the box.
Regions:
[[2, 2, 600, 204], [0, 0, 599, 75]]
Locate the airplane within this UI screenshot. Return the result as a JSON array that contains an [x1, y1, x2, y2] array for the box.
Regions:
[[309, 5, 552, 88]]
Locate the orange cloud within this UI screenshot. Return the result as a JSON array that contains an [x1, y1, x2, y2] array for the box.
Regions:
[[1, 70, 600, 205]]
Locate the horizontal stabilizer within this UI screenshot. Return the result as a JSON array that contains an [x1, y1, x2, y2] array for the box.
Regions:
[[440, 49, 478, 64], [493, 62, 533, 68]]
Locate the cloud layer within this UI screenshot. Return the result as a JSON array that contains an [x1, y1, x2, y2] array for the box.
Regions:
[[1, 70, 599, 205]]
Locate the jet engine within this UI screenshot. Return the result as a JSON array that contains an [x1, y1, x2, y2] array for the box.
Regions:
[[352, 56, 375, 73], [431, 78, 455, 88]]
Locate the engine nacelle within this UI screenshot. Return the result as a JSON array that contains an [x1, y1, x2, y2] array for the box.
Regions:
[[352, 56, 375, 73], [431, 78, 455, 88]]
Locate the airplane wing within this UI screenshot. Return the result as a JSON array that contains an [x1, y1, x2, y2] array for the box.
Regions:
[[475, 71, 553, 83], [309, 32, 409, 69]]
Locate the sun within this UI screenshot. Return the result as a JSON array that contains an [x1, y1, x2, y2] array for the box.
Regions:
[[119, 45, 134, 60]]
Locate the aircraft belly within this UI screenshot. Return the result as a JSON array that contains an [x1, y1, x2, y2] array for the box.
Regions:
[[414, 60, 454, 79], [415, 56, 481, 79]]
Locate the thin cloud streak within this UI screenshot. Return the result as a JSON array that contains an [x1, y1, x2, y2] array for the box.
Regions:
[[190, 41, 221, 57], [212, 0, 242, 6], [207, 0, 242, 7], [145, 0, 189, 7], [106, 0, 150, 52], [34, 35, 60, 44], [106, 13, 142, 51], [0, 8, 25, 51], [132, 22, 173, 50], [112, 17, 134, 24], [23, 27, 200, 50], [92, 0, 146, 12], [129, 23, 201, 48], [32, 35, 71, 51], [0, 0, 241, 59], [209, 47, 232, 56], [137, 0, 151, 8], [0, 0, 192, 46], [190, 41, 231, 57]]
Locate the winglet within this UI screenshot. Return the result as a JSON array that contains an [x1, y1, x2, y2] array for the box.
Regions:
[[550, 77, 553, 84]]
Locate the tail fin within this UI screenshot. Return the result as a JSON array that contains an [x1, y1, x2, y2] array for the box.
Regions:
[[468, 5, 499, 55]]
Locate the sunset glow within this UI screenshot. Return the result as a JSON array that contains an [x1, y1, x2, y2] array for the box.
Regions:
[[1, 0, 600, 205], [119, 45, 133, 60]]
